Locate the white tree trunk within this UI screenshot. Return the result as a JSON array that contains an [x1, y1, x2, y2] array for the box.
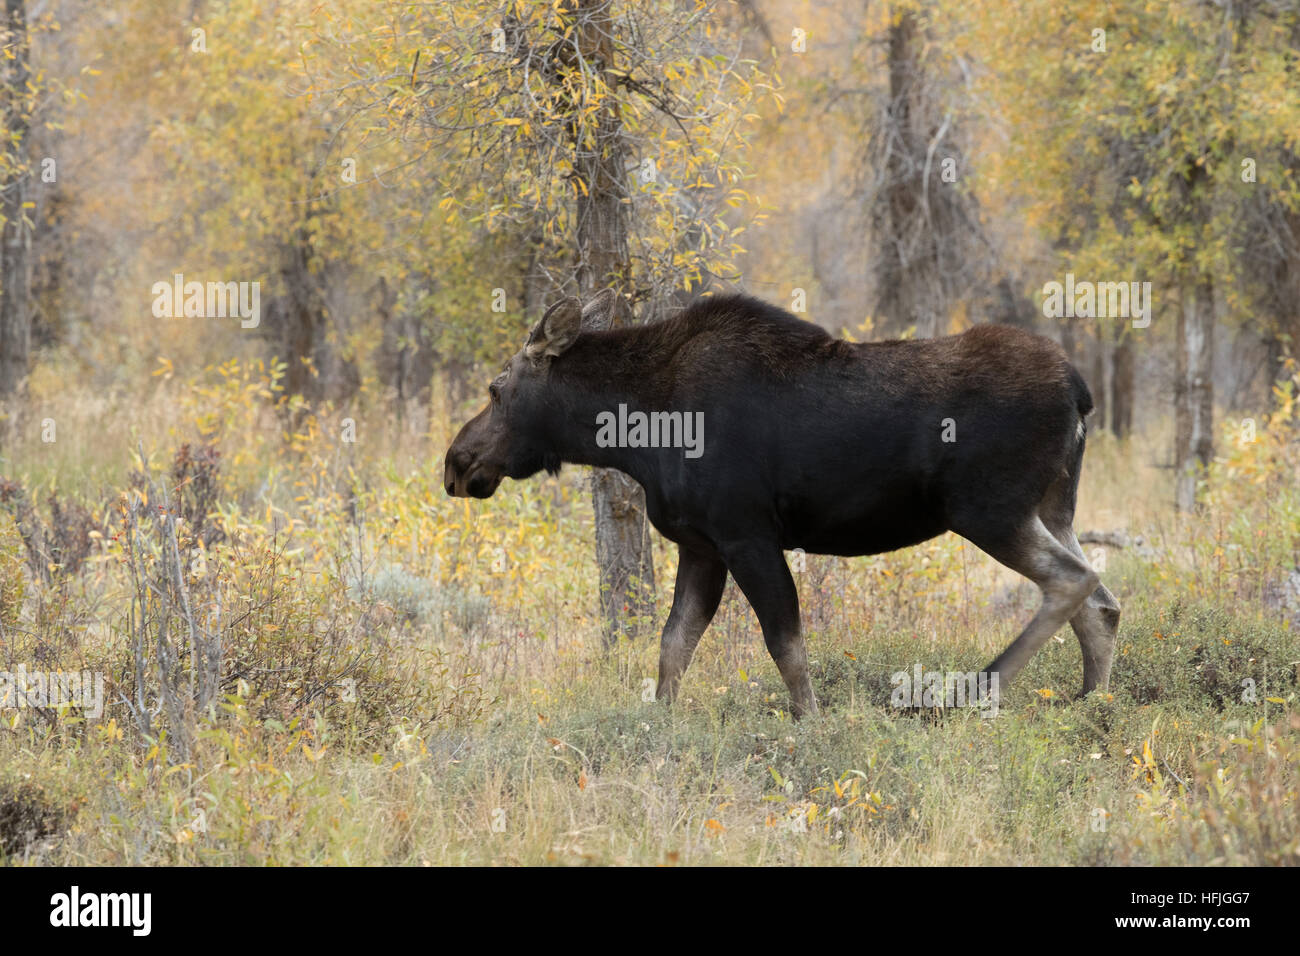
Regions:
[[1174, 281, 1214, 512]]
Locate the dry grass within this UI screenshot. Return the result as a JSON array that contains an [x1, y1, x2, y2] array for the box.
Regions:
[[0, 361, 1297, 866]]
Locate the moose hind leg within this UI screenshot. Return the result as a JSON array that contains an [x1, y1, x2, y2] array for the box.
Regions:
[[1054, 533, 1120, 696], [1038, 497, 1122, 696], [974, 517, 1099, 692], [1069, 583, 1120, 695], [655, 546, 728, 703]]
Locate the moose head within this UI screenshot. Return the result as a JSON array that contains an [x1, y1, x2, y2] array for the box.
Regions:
[[444, 289, 618, 498]]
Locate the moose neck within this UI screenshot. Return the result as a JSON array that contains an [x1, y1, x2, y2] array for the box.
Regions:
[[540, 330, 677, 485]]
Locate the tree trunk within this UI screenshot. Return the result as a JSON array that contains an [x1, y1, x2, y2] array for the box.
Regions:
[[273, 223, 358, 405], [569, 0, 655, 643], [878, 7, 942, 338], [374, 276, 433, 405], [1174, 281, 1214, 512], [1089, 324, 1107, 433], [870, 4, 986, 339], [0, 0, 32, 405], [444, 358, 469, 413], [1110, 322, 1134, 439], [1060, 315, 1079, 366]]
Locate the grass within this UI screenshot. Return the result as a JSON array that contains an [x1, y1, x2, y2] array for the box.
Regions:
[[0, 359, 1297, 866]]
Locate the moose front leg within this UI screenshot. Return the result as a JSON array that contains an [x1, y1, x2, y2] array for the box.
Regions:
[[721, 541, 819, 718], [655, 546, 728, 703]]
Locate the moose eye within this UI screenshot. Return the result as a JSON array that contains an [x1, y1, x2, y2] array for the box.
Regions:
[[489, 381, 503, 403]]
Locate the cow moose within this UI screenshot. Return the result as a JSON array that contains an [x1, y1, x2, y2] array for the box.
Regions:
[[444, 290, 1120, 717]]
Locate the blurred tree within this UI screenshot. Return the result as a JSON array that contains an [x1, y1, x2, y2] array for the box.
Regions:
[[125, 0, 366, 403], [865, 0, 990, 338], [974, 0, 1300, 510], [0, 0, 32, 404]]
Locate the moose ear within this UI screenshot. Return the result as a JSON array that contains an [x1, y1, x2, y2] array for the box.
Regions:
[[526, 297, 583, 360], [580, 288, 619, 332]]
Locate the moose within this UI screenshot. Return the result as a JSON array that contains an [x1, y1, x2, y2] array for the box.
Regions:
[[444, 290, 1120, 717]]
